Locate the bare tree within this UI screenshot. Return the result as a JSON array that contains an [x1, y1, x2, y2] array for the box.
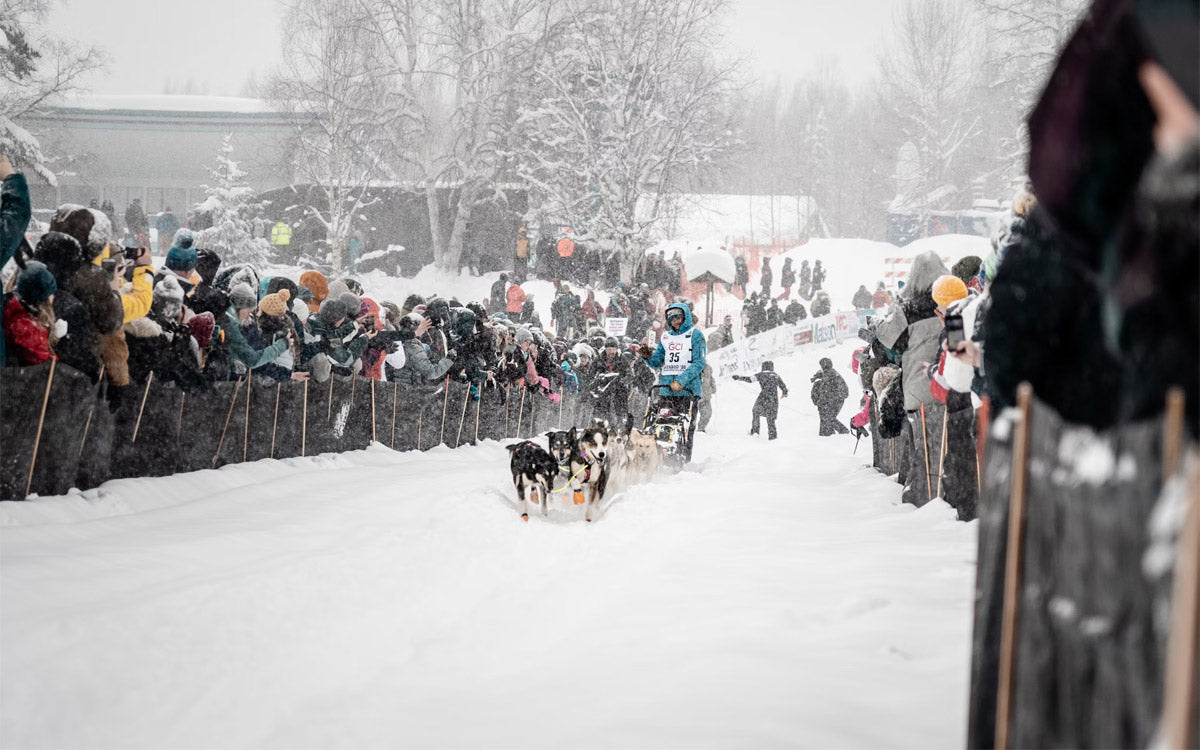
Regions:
[[971, 0, 1088, 174], [266, 0, 401, 271], [355, 0, 555, 271], [515, 0, 738, 282], [1, 0, 106, 184], [876, 0, 990, 228]]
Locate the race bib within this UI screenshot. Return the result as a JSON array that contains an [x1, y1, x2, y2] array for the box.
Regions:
[[660, 331, 692, 376]]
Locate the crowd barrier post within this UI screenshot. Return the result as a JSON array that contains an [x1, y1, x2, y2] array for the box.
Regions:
[[25, 357, 57, 498], [131, 371, 154, 443], [270, 383, 281, 458], [920, 404, 932, 503], [439, 375, 450, 445], [530, 393, 537, 435], [391, 383, 399, 449], [474, 396, 481, 443], [417, 415, 424, 451], [177, 392, 186, 437], [213, 377, 244, 467], [516, 382, 526, 436], [78, 364, 105, 458], [937, 406, 949, 499], [454, 385, 470, 448], [1162, 457, 1199, 750], [242, 375, 252, 463], [327, 373, 334, 421], [559, 392, 564, 426], [301, 379, 308, 457], [995, 383, 1033, 750], [1164, 388, 1185, 478], [504, 383, 512, 437], [977, 396, 990, 496], [370, 379, 377, 444]]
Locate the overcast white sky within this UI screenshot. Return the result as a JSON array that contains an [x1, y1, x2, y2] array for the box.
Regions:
[[50, 0, 897, 97]]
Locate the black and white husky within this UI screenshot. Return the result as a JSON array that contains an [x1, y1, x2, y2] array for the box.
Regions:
[[570, 421, 611, 522], [506, 441, 557, 521]]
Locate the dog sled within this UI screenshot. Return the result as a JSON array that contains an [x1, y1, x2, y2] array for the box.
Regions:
[[639, 385, 697, 472]]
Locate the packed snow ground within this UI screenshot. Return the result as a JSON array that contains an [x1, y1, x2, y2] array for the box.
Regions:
[[1, 342, 978, 749]]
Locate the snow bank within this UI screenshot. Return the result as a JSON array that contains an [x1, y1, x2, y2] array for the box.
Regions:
[[1, 341, 976, 749]]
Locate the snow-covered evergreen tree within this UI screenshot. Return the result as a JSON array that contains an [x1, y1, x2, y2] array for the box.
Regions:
[[193, 135, 272, 265]]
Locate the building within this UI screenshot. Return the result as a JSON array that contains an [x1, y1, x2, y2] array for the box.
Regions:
[[23, 94, 300, 217]]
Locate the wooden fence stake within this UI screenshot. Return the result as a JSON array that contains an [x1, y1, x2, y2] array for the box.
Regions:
[[417, 415, 423, 451], [995, 383, 1034, 750], [301, 379, 308, 457], [439, 375, 450, 445], [1161, 452, 1199, 750], [1163, 387, 1186, 479], [131, 371, 154, 443], [270, 383, 281, 458], [78, 364, 105, 458], [242, 375, 252, 463], [25, 358, 57, 498], [454, 385, 470, 448], [504, 382, 512, 437], [474, 395, 481, 444], [177, 392, 187, 437], [390, 382, 399, 449], [327, 373, 335, 421], [516, 382, 527, 436], [937, 406, 949, 499], [213, 378, 243, 467], [370, 378, 377, 444], [559, 391, 564, 427], [919, 403, 932, 502]]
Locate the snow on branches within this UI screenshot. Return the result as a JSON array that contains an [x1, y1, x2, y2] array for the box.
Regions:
[[193, 135, 272, 266]]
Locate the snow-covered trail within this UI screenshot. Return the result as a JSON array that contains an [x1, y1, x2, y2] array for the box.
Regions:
[[1, 344, 977, 749]]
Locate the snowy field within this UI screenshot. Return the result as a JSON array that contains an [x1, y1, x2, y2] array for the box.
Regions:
[[1, 342, 978, 749]]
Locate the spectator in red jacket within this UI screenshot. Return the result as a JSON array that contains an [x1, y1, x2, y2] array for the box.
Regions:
[[505, 282, 526, 316], [3, 261, 58, 365]]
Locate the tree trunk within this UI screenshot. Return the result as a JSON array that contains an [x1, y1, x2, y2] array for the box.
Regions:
[[426, 183, 445, 272], [443, 187, 474, 272]]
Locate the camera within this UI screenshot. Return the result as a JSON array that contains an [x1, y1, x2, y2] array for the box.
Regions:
[[123, 245, 143, 262], [101, 258, 118, 278]]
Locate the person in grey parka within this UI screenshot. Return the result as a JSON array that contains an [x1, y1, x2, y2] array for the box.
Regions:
[[393, 312, 454, 385]]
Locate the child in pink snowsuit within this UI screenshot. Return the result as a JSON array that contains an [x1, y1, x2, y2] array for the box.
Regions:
[[850, 392, 871, 439]]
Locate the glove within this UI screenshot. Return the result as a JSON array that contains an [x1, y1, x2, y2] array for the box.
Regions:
[[54, 319, 69, 339], [547, 391, 562, 404], [638, 343, 654, 360], [669, 381, 683, 392]]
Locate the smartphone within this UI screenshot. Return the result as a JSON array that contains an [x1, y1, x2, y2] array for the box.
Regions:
[[945, 312, 965, 350]]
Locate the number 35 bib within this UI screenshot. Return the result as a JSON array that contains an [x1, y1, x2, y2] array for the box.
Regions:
[[660, 331, 693, 376]]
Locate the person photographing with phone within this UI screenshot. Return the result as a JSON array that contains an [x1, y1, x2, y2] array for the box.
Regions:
[[639, 302, 706, 460]]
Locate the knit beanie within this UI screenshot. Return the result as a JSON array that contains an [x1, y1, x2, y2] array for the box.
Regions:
[[317, 297, 348, 326], [153, 275, 186, 318], [298, 271, 329, 308], [165, 244, 199, 272], [258, 288, 291, 317], [230, 282, 258, 311], [172, 228, 196, 250], [515, 327, 533, 344], [16, 261, 57, 304], [187, 311, 216, 348], [931, 275, 969, 309], [338, 292, 362, 318], [291, 297, 311, 324], [761, 360, 774, 371], [327, 279, 351, 301]]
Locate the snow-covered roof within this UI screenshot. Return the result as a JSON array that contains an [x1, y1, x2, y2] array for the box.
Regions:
[[56, 94, 278, 114]]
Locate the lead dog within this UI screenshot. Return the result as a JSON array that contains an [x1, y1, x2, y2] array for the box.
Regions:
[[570, 422, 611, 522], [506, 440, 558, 521]]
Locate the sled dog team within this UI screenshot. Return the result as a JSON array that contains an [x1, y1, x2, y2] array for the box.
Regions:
[[506, 418, 662, 523]]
